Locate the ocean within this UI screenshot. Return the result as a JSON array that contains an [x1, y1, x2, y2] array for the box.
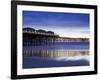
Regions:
[[23, 42, 89, 68]]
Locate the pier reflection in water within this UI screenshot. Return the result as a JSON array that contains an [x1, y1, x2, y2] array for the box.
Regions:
[[23, 42, 89, 57], [23, 47, 89, 58], [23, 42, 90, 68]]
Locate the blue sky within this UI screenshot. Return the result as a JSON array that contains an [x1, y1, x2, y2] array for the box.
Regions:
[[23, 11, 90, 38]]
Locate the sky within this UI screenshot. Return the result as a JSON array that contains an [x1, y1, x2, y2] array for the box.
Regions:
[[23, 11, 90, 38]]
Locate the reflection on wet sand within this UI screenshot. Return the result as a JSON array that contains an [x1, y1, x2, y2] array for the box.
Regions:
[[23, 48, 89, 58], [23, 42, 90, 68]]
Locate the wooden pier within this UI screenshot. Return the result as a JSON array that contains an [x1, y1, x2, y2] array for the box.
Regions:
[[23, 27, 89, 46]]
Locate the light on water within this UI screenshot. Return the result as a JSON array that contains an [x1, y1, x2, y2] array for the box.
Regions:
[[23, 42, 90, 68]]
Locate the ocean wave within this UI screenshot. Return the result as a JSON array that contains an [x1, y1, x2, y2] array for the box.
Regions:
[[54, 55, 89, 61]]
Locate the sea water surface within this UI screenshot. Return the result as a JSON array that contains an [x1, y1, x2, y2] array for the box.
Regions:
[[23, 42, 89, 68]]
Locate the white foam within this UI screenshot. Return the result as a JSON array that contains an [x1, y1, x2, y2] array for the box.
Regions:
[[55, 55, 89, 61]]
